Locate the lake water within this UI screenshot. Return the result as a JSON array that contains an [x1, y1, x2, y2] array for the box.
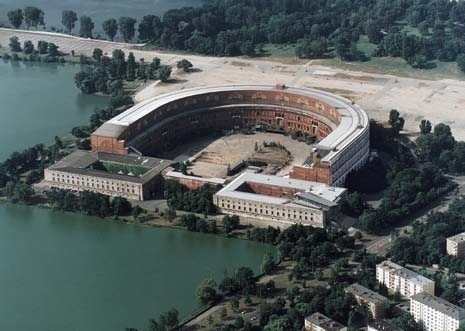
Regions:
[[0, 61, 108, 160], [0, 204, 271, 331], [0, 0, 203, 35], [0, 60, 272, 331]]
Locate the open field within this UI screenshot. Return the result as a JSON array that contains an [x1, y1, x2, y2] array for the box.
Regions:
[[2, 28, 465, 140]]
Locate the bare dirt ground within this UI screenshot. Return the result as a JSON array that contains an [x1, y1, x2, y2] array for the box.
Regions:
[[176, 133, 310, 178], [2, 28, 465, 140]]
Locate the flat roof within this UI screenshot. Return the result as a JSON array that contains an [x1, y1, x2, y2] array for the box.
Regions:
[[95, 85, 368, 165], [165, 171, 226, 185], [305, 312, 346, 331], [345, 283, 390, 305], [215, 172, 345, 208], [411, 292, 465, 320], [448, 232, 465, 243], [47, 150, 172, 184], [377, 261, 434, 287], [367, 320, 401, 331]]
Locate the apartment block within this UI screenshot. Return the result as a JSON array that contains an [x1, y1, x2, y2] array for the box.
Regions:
[[345, 283, 390, 319], [446, 232, 465, 257], [410, 292, 465, 331], [376, 261, 435, 298]]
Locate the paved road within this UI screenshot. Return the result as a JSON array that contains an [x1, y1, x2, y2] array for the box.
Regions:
[[365, 175, 465, 255]]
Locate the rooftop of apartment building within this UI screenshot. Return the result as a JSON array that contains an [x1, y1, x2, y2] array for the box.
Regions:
[[377, 261, 434, 287], [305, 312, 346, 331], [345, 283, 390, 305], [447, 232, 465, 243], [411, 292, 465, 320]]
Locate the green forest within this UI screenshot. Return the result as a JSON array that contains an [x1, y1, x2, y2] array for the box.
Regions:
[[6, 1, 465, 71]]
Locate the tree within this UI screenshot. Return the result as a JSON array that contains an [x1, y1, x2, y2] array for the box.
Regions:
[[138, 15, 162, 42], [220, 307, 227, 320], [111, 49, 127, 79], [92, 48, 103, 63], [419, 119, 432, 134], [176, 59, 193, 72], [261, 253, 276, 275], [390, 313, 421, 331], [23, 40, 34, 54], [157, 65, 172, 82], [47, 43, 59, 57], [197, 278, 217, 305], [37, 40, 48, 54], [366, 19, 383, 44], [74, 70, 97, 94], [230, 298, 239, 312], [9, 36, 21, 52], [342, 192, 366, 216], [7, 9, 23, 29], [118, 17, 137, 42], [62, 10, 78, 33], [111, 197, 132, 216], [79, 16, 94, 38], [127, 52, 136, 81], [102, 18, 118, 41], [296, 38, 328, 59], [148, 308, 179, 331], [222, 215, 240, 233], [264, 317, 291, 331], [457, 54, 465, 73], [388, 109, 405, 135], [24, 6, 44, 29], [5, 181, 33, 203]]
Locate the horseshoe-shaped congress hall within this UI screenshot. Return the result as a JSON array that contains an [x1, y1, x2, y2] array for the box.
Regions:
[[91, 84, 370, 187]]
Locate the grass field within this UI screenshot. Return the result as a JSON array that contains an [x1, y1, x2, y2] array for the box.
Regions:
[[317, 56, 465, 80]]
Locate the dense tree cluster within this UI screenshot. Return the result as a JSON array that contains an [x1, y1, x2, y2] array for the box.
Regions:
[[345, 117, 455, 234], [222, 214, 240, 233], [178, 214, 217, 233], [389, 197, 465, 274], [74, 49, 171, 95], [359, 164, 453, 233], [416, 122, 465, 175], [7, 36, 63, 62], [7, 2, 465, 70], [46, 189, 133, 217], [165, 180, 218, 215]]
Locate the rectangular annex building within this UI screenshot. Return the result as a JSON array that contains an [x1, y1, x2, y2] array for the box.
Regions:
[[213, 172, 346, 227], [44, 150, 172, 201], [345, 283, 390, 319]]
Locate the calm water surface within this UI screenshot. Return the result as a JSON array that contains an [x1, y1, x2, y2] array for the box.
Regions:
[[0, 61, 108, 160], [0, 60, 273, 331], [0, 204, 271, 331]]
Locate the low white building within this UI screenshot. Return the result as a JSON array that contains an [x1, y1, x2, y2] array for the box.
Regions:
[[376, 261, 435, 298], [44, 150, 172, 201], [305, 312, 347, 331], [411, 292, 465, 331], [367, 320, 401, 331], [213, 172, 346, 228], [446, 232, 465, 257]]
